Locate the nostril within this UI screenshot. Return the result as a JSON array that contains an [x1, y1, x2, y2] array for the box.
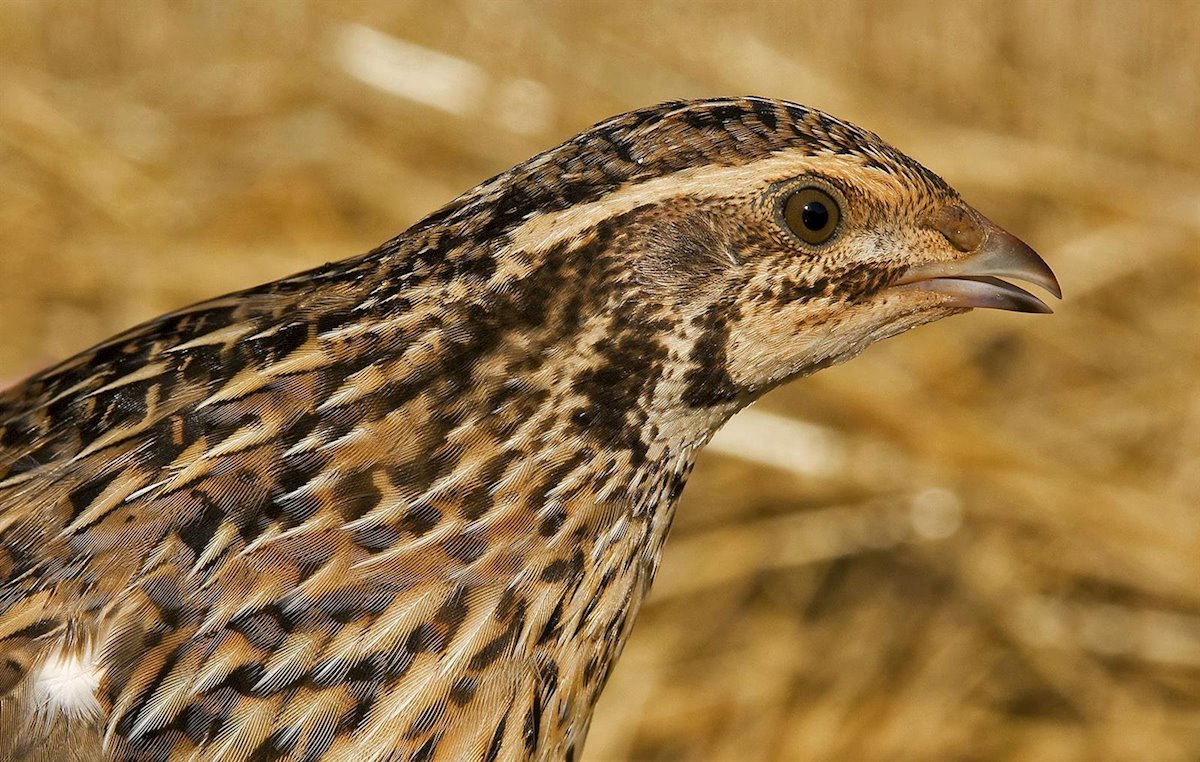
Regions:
[[925, 205, 984, 252]]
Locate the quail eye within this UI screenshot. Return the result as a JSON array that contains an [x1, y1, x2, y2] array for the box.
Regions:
[[782, 187, 841, 245]]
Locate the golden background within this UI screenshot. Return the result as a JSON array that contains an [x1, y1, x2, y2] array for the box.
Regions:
[[2, 2, 1198, 760]]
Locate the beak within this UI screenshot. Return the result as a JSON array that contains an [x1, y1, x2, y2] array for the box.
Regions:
[[892, 214, 1061, 314]]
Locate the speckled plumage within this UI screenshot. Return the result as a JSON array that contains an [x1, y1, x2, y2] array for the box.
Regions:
[[0, 97, 1057, 761]]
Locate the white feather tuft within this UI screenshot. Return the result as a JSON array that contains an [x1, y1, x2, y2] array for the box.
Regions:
[[33, 644, 104, 722]]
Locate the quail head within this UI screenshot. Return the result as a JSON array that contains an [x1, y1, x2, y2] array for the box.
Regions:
[[0, 97, 1058, 761]]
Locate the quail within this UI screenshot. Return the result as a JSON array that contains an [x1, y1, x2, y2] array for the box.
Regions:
[[0, 97, 1059, 761]]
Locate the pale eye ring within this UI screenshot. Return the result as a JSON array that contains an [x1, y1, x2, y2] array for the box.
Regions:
[[782, 187, 841, 245]]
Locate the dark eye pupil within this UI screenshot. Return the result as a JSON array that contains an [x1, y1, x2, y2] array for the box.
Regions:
[[781, 187, 840, 245], [801, 201, 829, 231]]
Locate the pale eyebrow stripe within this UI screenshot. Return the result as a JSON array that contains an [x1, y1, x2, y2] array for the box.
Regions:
[[506, 152, 900, 255]]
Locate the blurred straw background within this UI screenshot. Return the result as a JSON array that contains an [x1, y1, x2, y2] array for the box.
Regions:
[[2, 2, 1200, 760]]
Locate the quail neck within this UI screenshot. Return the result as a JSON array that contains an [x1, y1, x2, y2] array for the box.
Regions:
[[0, 97, 1057, 761]]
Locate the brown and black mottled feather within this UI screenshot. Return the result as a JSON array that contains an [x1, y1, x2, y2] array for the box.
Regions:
[[0, 97, 1056, 761]]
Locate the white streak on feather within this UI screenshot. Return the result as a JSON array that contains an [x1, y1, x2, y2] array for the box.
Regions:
[[165, 322, 257, 353], [82, 361, 168, 398], [203, 423, 276, 460]]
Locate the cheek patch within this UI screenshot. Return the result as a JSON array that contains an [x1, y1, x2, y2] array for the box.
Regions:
[[632, 207, 740, 295]]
